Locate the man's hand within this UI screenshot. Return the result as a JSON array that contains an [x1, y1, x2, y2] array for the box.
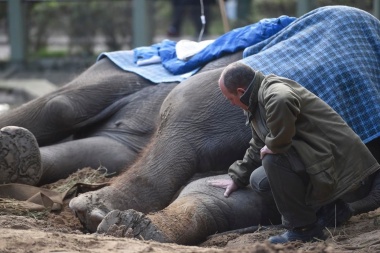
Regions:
[[260, 145, 274, 159], [207, 178, 238, 197]]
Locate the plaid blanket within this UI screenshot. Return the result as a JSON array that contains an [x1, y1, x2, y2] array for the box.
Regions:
[[242, 6, 380, 143]]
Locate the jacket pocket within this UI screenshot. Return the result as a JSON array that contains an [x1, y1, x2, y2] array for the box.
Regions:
[[305, 155, 337, 201]]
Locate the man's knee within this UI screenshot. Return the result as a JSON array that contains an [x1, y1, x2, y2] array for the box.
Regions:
[[250, 166, 271, 192]]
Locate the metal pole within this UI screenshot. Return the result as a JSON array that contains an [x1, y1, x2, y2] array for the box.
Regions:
[[7, 0, 26, 65], [374, 0, 380, 19], [132, 0, 153, 48]]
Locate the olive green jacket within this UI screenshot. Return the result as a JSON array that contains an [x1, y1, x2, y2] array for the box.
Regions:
[[229, 72, 380, 207]]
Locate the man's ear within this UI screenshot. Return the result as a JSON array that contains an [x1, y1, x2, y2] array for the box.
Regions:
[[236, 87, 246, 97]]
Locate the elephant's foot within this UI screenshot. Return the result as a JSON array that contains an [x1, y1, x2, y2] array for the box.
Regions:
[[0, 126, 42, 185], [97, 209, 170, 243], [69, 185, 129, 232]]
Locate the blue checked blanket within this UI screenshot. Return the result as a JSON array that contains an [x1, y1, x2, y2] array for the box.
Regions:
[[242, 5, 380, 143]]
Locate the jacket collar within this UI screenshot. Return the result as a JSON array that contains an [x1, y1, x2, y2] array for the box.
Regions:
[[239, 71, 265, 111]]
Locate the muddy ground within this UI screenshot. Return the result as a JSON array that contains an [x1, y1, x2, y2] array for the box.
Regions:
[[0, 167, 380, 253]]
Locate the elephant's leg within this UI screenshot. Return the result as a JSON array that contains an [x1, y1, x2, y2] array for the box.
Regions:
[[38, 136, 138, 185], [0, 58, 152, 146], [96, 174, 281, 245]]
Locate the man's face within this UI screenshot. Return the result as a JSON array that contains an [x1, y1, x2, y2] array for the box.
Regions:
[[219, 77, 249, 110]]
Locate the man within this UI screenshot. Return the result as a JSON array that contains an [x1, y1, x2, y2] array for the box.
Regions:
[[209, 61, 380, 243]]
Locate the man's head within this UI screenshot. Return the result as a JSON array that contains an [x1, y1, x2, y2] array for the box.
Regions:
[[218, 62, 255, 110]]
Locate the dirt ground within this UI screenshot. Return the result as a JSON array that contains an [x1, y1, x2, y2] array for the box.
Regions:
[[0, 168, 380, 253]]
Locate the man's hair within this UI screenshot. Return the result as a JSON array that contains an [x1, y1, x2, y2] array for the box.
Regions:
[[221, 62, 255, 94]]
